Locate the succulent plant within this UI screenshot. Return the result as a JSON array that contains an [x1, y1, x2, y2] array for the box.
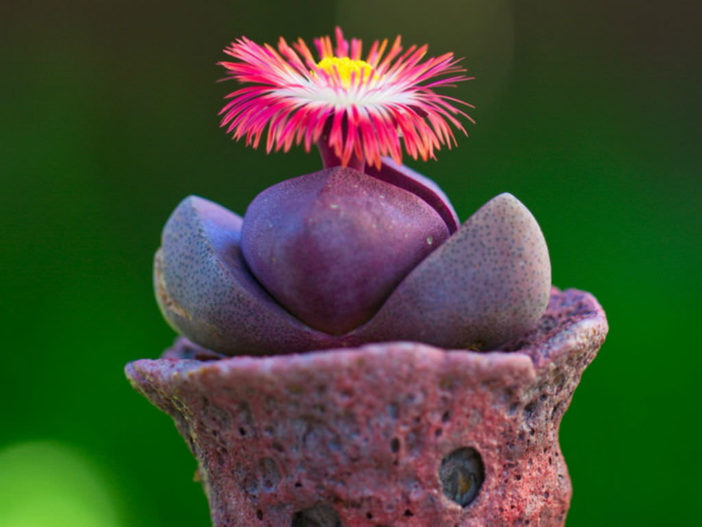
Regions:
[[154, 28, 551, 356]]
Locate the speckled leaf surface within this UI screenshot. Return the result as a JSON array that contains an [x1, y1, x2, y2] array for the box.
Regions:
[[156, 196, 335, 354], [355, 193, 551, 349]]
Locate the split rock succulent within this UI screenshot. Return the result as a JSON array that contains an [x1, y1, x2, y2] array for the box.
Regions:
[[155, 161, 550, 355]]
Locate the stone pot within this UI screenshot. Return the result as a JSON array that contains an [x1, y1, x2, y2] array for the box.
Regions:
[[126, 288, 607, 526]]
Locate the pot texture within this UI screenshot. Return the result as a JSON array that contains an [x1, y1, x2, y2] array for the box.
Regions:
[[126, 288, 607, 527]]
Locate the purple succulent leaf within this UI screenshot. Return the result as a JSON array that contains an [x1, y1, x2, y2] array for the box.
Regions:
[[241, 167, 451, 335], [352, 193, 551, 350], [365, 156, 460, 233], [156, 196, 336, 355]]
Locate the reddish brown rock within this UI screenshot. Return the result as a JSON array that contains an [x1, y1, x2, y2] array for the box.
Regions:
[[126, 288, 607, 527]]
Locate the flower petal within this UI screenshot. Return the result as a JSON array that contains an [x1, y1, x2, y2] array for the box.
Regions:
[[353, 193, 551, 349], [156, 196, 335, 355]]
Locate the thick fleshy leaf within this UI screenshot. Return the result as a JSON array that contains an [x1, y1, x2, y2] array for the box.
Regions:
[[156, 196, 336, 355], [240, 167, 451, 335], [365, 156, 460, 233], [353, 193, 551, 349]]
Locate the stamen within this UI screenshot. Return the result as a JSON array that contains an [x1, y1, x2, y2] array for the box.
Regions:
[[315, 57, 377, 88]]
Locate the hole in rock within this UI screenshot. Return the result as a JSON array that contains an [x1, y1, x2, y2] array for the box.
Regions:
[[390, 437, 400, 453], [439, 447, 485, 507], [259, 457, 281, 491], [524, 400, 538, 419], [551, 402, 564, 419], [291, 503, 342, 527]]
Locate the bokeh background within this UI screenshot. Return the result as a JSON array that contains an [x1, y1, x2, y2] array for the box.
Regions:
[[1, 1, 700, 525]]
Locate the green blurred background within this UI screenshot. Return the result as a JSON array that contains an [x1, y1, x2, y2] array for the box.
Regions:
[[1, 1, 700, 525]]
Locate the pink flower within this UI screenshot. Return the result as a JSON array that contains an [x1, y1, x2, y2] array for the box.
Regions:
[[218, 27, 474, 169]]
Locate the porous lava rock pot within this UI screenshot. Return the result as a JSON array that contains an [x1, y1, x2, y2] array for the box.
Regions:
[[126, 288, 607, 527]]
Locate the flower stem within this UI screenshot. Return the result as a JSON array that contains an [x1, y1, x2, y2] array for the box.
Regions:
[[316, 140, 365, 172]]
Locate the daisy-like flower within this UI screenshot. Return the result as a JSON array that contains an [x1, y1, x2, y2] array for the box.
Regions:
[[218, 27, 474, 169]]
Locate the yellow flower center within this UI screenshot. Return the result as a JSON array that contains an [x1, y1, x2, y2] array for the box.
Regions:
[[316, 56, 376, 88]]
